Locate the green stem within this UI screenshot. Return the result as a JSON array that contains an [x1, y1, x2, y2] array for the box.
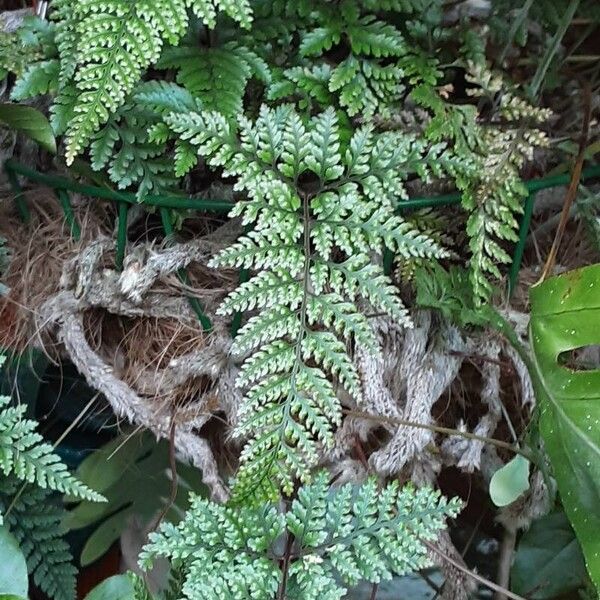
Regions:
[[115, 201, 129, 271], [159, 208, 212, 332], [528, 0, 580, 98], [55, 189, 81, 240], [508, 191, 536, 295]]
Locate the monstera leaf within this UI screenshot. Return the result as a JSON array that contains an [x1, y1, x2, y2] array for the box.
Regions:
[[511, 511, 589, 598], [530, 263, 600, 592], [64, 431, 207, 566]]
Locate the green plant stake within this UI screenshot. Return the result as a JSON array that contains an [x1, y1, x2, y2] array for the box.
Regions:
[[55, 189, 81, 241], [530, 263, 600, 592]]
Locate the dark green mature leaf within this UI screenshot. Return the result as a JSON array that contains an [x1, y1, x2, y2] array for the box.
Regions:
[[0, 103, 56, 153], [530, 263, 600, 593], [415, 264, 499, 328], [64, 432, 207, 566], [0, 526, 28, 598], [511, 511, 589, 599]]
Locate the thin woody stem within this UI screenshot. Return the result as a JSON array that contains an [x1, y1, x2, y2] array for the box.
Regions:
[[343, 410, 532, 460]]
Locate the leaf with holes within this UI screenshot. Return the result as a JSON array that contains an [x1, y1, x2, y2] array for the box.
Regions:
[[530, 263, 600, 593]]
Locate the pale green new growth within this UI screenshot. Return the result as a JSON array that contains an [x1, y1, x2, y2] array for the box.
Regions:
[[166, 104, 447, 501], [141, 471, 462, 600]]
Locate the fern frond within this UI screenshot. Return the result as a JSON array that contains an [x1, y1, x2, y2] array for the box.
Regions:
[[157, 41, 269, 117], [90, 102, 179, 198], [462, 66, 551, 304], [0, 16, 56, 80], [395, 208, 454, 281], [11, 60, 60, 101], [267, 1, 417, 118], [0, 396, 104, 503], [167, 104, 446, 501], [413, 64, 550, 305], [189, 0, 253, 29], [0, 478, 77, 600], [52, 0, 254, 164], [142, 472, 461, 599]]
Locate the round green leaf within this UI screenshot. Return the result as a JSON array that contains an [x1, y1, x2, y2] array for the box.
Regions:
[[83, 574, 136, 600], [0, 526, 28, 598], [489, 455, 530, 507]]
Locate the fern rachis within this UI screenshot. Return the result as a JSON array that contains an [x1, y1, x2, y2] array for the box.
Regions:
[[165, 104, 447, 500]]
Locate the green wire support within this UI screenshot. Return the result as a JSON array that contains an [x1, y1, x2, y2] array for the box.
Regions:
[[3, 160, 234, 212], [159, 207, 213, 332], [54, 189, 81, 240], [508, 191, 536, 296], [5, 163, 30, 223], [115, 202, 128, 271], [382, 165, 600, 285], [3, 159, 600, 329]]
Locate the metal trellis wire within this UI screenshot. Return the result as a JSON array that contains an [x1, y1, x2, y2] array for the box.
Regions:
[[4, 158, 600, 334]]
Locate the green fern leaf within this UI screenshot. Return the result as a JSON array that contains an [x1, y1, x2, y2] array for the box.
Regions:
[[53, 0, 254, 164], [142, 472, 461, 599], [11, 60, 60, 101], [166, 104, 446, 501], [0, 478, 77, 600], [157, 41, 269, 117], [0, 396, 104, 503]]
